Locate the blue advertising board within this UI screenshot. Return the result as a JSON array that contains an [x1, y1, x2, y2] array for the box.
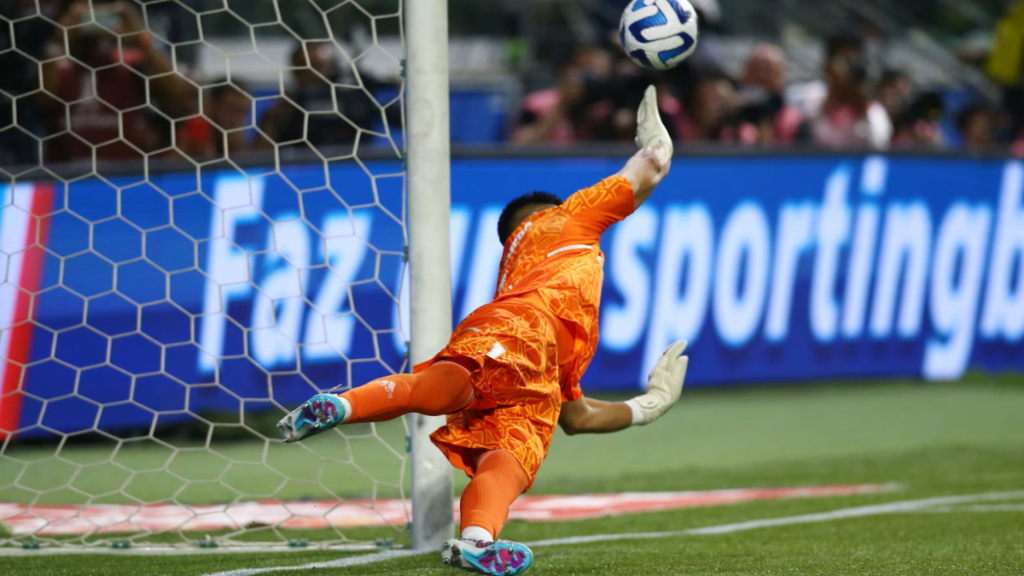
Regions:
[[2, 155, 1023, 436]]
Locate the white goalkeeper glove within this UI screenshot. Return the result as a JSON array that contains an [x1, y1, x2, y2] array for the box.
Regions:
[[635, 85, 674, 161], [626, 340, 688, 426]]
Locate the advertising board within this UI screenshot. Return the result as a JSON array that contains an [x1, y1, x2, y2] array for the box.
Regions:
[[2, 155, 1022, 435]]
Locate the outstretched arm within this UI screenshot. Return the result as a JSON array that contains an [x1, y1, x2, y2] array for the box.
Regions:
[[618, 143, 671, 210], [559, 396, 633, 435], [559, 340, 689, 435], [618, 85, 674, 209]]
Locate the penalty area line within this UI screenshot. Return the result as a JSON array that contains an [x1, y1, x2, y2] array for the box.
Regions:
[[201, 490, 1024, 576]]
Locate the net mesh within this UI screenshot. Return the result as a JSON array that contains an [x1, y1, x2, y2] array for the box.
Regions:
[[0, 0, 414, 549]]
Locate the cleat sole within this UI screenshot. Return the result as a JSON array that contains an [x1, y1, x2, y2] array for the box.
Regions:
[[441, 539, 532, 575]]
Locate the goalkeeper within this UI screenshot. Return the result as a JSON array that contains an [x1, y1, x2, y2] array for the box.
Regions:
[[278, 86, 687, 575]]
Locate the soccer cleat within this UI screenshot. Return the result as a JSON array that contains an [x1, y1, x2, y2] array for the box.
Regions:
[[635, 85, 674, 157], [441, 538, 533, 575], [277, 394, 347, 443]]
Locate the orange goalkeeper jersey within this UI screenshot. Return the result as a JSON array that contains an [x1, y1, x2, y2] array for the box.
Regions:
[[492, 175, 636, 400], [421, 175, 635, 486]]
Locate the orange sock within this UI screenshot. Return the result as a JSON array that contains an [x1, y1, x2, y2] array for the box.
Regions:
[[340, 361, 474, 424], [460, 450, 530, 540]]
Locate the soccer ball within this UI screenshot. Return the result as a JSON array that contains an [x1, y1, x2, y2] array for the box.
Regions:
[[619, 0, 699, 71]]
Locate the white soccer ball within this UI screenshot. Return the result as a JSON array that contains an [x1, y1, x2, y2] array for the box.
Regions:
[[619, 0, 700, 71]]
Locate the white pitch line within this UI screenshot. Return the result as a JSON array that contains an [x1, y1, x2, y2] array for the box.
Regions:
[[201, 549, 421, 576], [200, 490, 1024, 576], [682, 490, 1024, 535], [527, 489, 1024, 546], [916, 504, 1024, 513]]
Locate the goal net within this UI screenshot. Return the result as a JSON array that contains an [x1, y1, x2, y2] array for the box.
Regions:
[[0, 0, 437, 550]]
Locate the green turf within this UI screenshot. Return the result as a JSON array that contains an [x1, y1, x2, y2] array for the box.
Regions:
[[0, 421, 411, 505], [3, 379, 1023, 575]]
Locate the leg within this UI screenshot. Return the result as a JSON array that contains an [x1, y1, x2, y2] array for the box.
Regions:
[[278, 360, 474, 443], [343, 360, 475, 423], [441, 450, 533, 575], [459, 450, 530, 541]]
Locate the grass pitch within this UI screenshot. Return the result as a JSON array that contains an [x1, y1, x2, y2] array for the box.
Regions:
[[3, 378, 1023, 575]]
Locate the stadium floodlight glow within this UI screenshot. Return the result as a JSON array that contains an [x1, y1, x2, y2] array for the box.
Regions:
[[0, 0, 453, 551]]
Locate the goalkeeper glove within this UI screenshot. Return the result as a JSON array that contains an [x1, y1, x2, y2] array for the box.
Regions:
[[635, 85, 674, 159], [626, 340, 689, 426]]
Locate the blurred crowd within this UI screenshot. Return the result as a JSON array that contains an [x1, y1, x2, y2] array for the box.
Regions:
[[0, 0, 394, 169], [2, 0, 1024, 170], [513, 32, 1024, 154]]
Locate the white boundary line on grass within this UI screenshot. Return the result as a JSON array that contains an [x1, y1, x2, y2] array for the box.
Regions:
[[200, 490, 1024, 576], [526, 490, 1024, 546], [202, 550, 422, 576], [917, 504, 1024, 513]]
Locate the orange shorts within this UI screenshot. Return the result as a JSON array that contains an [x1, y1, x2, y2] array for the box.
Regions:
[[418, 295, 573, 490]]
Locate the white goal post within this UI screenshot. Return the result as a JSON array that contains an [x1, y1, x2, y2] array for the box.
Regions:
[[405, 0, 456, 553], [0, 0, 454, 552]]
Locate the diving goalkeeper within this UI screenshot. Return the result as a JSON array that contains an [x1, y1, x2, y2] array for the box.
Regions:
[[278, 86, 688, 575]]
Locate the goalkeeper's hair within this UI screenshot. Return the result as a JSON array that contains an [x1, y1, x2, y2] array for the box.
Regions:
[[497, 191, 563, 245]]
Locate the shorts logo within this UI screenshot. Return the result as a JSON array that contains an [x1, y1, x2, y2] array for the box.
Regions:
[[378, 380, 396, 399]]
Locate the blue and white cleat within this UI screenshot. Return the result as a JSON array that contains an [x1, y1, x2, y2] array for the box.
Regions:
[[441, 538, 533, 575], [276, 394, 347, 443]]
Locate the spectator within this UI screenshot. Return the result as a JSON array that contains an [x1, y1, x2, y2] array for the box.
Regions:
[[646, 0, 729, 123], [986, 0, 1024, 143], [603, 32, 685, 144], [956, 104, 999, 150], [511, 45, 616, 145], [807, 36, 892, 150], [891, 91, 946, 149], [144, 0, 200, 76], [0, 0, 51, 167], [176, 80, 253, 160], [876, 69, 914, 123], [39, 0, 194, 163], [602, 57, 649, 142], [676, 71, 740, 143], [735, 44, 808, 146], [258, 41, 382, 153]]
